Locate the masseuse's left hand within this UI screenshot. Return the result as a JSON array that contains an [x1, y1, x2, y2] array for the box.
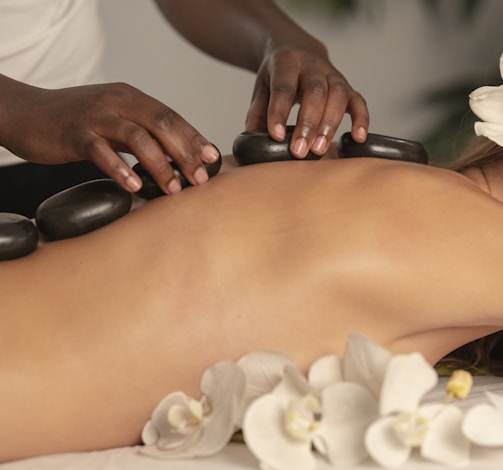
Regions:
[[154, 0, 369, 159], [246, 42, 369, 158]]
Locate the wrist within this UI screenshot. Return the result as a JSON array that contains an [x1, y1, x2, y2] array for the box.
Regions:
[[264, 33, 329, 63], [0, 75, 41, 154]]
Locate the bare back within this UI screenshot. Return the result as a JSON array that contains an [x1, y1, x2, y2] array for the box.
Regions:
[[1, 157, 503, 461]]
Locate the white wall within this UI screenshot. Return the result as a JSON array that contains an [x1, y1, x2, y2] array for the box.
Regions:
[[99, 0, 503, 156]]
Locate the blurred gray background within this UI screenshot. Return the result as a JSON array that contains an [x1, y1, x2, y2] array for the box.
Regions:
[[99, 0, 503, 162]]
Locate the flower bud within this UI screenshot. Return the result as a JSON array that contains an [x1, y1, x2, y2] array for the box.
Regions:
[[446, 370, 473, 400]]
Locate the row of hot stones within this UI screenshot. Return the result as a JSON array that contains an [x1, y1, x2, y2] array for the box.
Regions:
[[0, 131, 428, 261]]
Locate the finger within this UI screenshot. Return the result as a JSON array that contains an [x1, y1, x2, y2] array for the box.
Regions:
[[108, 85, 219, 187], [290, 74, 330, 158], [245, 80, 270, 133], [347, 91, 370, 143], [265, 60, 300, 142], [98, 117, 183, 195], [308, 76, 352, 156], [140, 105, 220, 187], [77, 132, 146, 193]]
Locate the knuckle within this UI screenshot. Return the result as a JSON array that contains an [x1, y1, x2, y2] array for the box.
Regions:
[[298, 118, 317, 134], [304, 78, 328, 98], [156, 160, 173, 176], [109, 82, 137, 98], [87, 83, 140, 114], [320, 120, 337, 133], [178, 150, 196, 166], [83, 136, 107, 159], [271, 48, 297, 64], [271, 82, 297, 100], [330, 79, 351, 97], [123, 124, 148, 146], [188, 131, 206, 149], [107, 159, 125, 176], [152, 107, 178, 133]]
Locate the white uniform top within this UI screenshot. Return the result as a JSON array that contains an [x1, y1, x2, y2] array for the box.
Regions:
[[0, 0, 105, 166]]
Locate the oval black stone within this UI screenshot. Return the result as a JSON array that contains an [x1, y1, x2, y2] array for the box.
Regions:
[[35, 179, 132, 241], [232, 126, 321, 166], [0, 212, 39, 261], [134, 151, 223, 200], [338, 133, 429, 164]]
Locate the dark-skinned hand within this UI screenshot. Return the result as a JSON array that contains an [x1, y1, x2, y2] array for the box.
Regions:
[[246, 44, 369, 158], [0, 76, 220, 194]]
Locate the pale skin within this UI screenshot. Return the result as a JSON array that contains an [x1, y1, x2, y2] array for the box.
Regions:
[[1, 153, 503, 462]]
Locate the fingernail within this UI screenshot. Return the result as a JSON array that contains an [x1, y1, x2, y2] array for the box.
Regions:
[[167, 178, 181, 194], [293, 138, 308, 158], [274, 124, 286, 141], [202, 144, 219, 162], [194, 166, 208, 185], [355, 126, 367, 142], [313, 135, 328, 154], [126, 175, 142, 192]]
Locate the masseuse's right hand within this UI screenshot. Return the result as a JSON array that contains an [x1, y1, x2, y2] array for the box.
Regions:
[[0, 74, 220, 194]]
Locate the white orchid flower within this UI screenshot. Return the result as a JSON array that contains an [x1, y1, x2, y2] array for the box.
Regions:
[[342, 333, 393, 399], [469, 54, 503, 146], [235, 350, 296, 427], [243, 350, 379, 469], [140, 360, 246, 459], [462, 391, 503, 446], [365, 353, 470, 468]]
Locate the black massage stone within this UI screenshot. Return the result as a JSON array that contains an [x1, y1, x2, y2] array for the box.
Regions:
[[0, 213, 39, 261], [134, 152, 223, 200], [232, 126, 322, 166], [36, 179, 132, 241], [338, 132, 429, 164]]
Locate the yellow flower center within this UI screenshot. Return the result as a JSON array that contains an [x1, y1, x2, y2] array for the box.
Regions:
[[285, 394, 322, 441], [394, 411, 429, 447], [168, 398, 210, 434]]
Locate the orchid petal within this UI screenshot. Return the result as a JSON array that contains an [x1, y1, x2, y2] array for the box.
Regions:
[[316, 382, 378, 468], [236, 350, 295, 427], [237, 350, 295, 399], [273, 365, 311, 399], [486, 391, 503, 413], [342, 333, 392, 399], [193, 361, 246, 456], [380, 353, 438, 416], [473, 121, 503, 147], [308, 355, 343, 392], [462, 400, 503, 446], [141, 421, 160, 446], [365, 416, 412, 468], [142, 361, 245, 459], [469, 85, 503, 125], [421, 405, 470, 466], [141, 391, 192, 446], [243, 393, 316, 470]]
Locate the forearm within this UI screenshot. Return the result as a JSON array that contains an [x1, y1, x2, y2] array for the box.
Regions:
[[153, 0, 328, 72]]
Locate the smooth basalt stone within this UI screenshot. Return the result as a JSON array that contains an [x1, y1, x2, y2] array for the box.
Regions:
[[232, 126, 322, 166], [134, 152, 223, 200], [36, 179, 132, 241], [338, 132, 429, 164], [0, 213, 39, 261]]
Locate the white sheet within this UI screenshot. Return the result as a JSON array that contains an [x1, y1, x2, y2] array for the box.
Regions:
[[4, 376, 503, 470]]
